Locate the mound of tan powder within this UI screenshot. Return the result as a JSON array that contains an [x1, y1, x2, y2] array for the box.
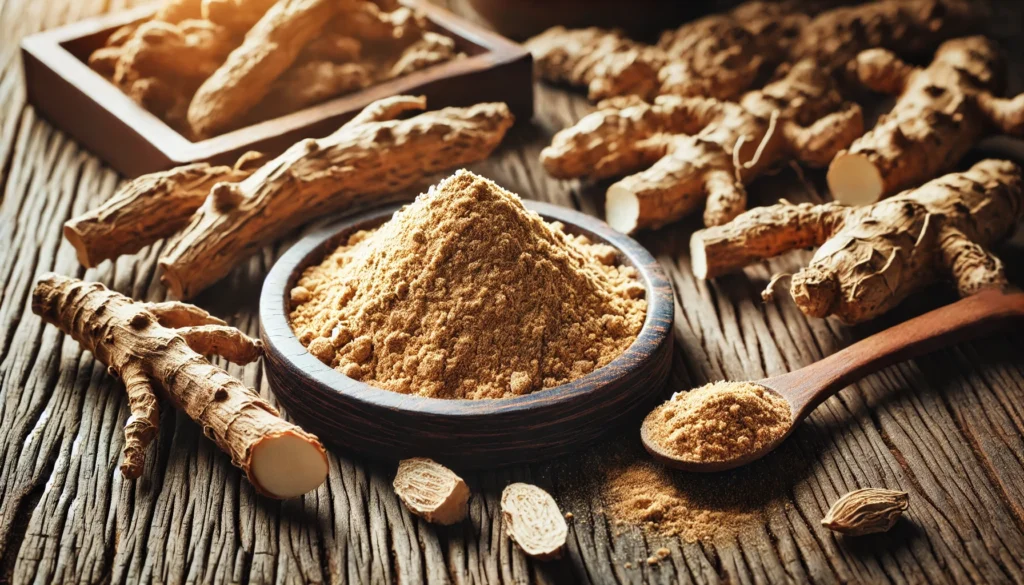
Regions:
[[646, 381, 791, 462], [289, 170, 647, 399]]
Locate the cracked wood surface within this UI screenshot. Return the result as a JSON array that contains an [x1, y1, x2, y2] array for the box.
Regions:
[[2, 0, 1024, 583]]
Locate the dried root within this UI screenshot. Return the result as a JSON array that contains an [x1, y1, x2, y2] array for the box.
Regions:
[[527, 0, 977, 104], [155, 0, 204, 23], [828, 36, 1024, 206], [90, 19, 237, 132], [393, 458, 469, 525], [526, 27, 666, 102], [656, 2, 807, 100], [187, 0, 343, 137], [158, 98, 514, 299], [31, 274, 328, 498], [259, 61, 373, 117], [201, 0, 278, 35], [542, 60, 862, 232], [790, 0, 979, 79], [384, 31, 458, 80], [89, 0, 459, 134], [691, 159, 1022, 324], [63, 151, 263, 268]]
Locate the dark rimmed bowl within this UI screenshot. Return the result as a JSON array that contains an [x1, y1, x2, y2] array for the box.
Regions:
[[259, 200, 674, 467]]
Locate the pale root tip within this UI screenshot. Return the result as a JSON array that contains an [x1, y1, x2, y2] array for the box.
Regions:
[[250, 432, 329, 499], [690, 234, 708, 280], [605, 184, 640, 234], [827, 153, 884, 206]]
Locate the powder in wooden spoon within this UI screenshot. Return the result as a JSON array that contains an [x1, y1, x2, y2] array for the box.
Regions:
[[289, 170, 646, 399], [646, 381, 791, 462]]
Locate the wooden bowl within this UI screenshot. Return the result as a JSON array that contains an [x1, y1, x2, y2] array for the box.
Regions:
[[259, 201, 674, 467]]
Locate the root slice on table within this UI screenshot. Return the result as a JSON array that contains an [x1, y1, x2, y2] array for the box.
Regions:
[[501, 483, 568, 560], [393, 458, 469, 525], [31, 273, 328, 499], [691, 159, 1023, 323]]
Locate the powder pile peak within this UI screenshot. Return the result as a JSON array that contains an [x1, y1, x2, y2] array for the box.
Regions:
[[290, 170, 646, 399]]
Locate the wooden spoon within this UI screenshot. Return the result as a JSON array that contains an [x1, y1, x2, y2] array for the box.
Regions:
[[642, 288, 1024, 473]]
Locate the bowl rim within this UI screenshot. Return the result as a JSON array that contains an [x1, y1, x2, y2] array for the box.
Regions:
[[259, 199, 674, 418]]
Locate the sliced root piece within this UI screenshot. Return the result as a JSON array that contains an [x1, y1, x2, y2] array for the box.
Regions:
[[605, 183, 641, 235], [827, 152, 885, 206], [31, 273, 328, 498], [501, 483, 567, 560], [393, 458, 470, 525], [249, 430, 330, 499]]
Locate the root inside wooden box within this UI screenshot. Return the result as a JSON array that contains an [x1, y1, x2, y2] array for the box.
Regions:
[[21, 1, 533, 177]]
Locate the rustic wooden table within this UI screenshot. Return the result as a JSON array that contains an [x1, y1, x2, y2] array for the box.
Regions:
[[3, 1, 1024, 584]]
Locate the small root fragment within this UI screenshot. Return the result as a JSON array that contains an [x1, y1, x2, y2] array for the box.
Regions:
[[393, 458, 469, 525], [501, 483, 568, 560]]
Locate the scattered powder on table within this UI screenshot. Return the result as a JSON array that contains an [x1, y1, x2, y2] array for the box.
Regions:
[[646, 381, 792, 462], [288, 169, 647, 399], [603, 461, 757, 542]]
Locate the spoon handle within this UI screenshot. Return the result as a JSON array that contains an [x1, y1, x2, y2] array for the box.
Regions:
[[767, 289, 1024, 422]]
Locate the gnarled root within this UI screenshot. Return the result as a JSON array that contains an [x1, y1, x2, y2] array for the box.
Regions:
[[63, 151, 263, 268], [159, 99, 514, 298], [828, 37, 1024, 206], [31, 273, 328, 498], [544, 60, 862, 233], [692, 159, 1023, 324], [526, 27, 665, 102]]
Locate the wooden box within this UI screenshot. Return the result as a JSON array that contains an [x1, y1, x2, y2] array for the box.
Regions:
[[21, 1, 534, 177]]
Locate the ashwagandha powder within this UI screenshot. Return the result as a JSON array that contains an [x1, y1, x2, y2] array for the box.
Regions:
[[289, 170, 647, 399], [646, 381, 791, 462], [603, 461, 757, 542]]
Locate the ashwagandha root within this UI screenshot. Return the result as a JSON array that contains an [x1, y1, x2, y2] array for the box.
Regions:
[[541, 60, 862, 232], [828, 36, 1024, 206], [527, 0, 975, 104], [31, 273, 328, 498], [187, 0, 344, 137], [64, 151, 264, 268], [690, 159, 1023, 324], [790, 0, 978, 81], [526, 2, 806, 103], [159, 97, 514, 299]]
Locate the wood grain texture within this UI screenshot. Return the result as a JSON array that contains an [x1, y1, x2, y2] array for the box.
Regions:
[[1, 0, 1024, 584], [260, 202, 674, 467]]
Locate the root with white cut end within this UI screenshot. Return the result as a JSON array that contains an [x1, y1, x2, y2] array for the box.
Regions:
[[543, 60, 862, 232], [691, 160, 1023, 324], [31, 273, 328, 498], [393, 458, 469, 525], [828, 37, 1024, 206]]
